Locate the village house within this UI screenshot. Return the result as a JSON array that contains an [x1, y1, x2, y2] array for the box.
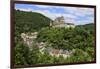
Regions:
[[46, 47, 71, 58]]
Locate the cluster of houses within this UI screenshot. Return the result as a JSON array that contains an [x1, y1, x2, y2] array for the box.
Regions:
[[35, 42, 71, 58]]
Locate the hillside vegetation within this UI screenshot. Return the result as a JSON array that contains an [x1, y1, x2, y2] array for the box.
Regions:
[[14, 10, 95, 65], [15, 10, 52, 37]]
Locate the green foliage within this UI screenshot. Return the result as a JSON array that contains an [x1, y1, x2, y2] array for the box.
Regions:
[[37, 26, 94, 51], [69, 49, 91, 62], [28, 41, 40, 64], [14, 41, 30, 65], [15, 10, 52, 37], [15, 40, 40, 65]]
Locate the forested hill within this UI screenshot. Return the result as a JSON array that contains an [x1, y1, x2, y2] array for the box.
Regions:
[[77, 23, 94, 29], [15, 10, 52, 33], [15, 10, 95, 65]]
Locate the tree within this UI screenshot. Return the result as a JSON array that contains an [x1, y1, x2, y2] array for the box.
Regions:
[[28, 41, 40, 64], [14, 41, 30, 65]]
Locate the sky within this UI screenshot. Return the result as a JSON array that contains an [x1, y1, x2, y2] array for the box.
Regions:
[[15, 4, 94, 25]]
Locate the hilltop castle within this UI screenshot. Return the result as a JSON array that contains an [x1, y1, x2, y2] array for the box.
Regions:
[[50, 16, 75, 28]]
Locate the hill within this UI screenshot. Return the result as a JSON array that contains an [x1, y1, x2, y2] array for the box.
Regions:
[[15, 10, 52, 34], [77, 23, 94, 29], [14, 10, 95, 65]]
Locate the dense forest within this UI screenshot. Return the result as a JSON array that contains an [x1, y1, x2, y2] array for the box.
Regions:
[[14, 10, 95, 65], [15, 10, 52, 39]]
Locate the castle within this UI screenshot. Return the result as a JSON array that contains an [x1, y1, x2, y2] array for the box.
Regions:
[[50, 16, 75, 28]]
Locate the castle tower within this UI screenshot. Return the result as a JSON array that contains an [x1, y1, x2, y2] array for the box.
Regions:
[[59, 16, 64, 24]]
